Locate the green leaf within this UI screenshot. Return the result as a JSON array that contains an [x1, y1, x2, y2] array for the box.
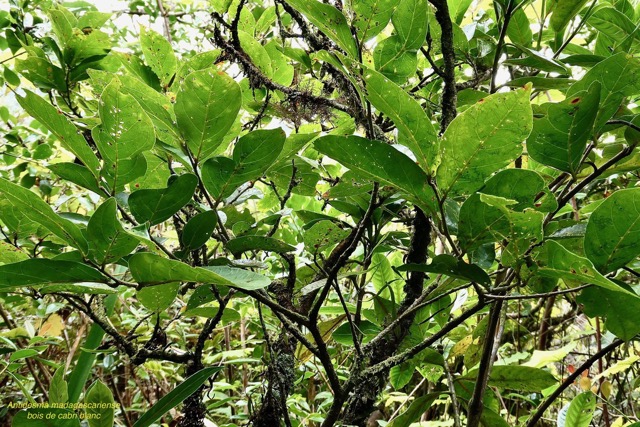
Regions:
[[535, 240, 639, 296], [12, 409, 80, 427], [507, 8, 533, 46], [84, 380, 115, 427], [129, 253, 271, 290], [565, 392, 596, 427], [49, 367, 68, 404], [362, 68, 438, 172], [392, 0, 428, 50], [175, 69, 242, 160], [303, 220, 350, 253], [0, 178, 88, 253], [314, 135, 437, 212], [181, 210, 218, 251], [352, 0, 395, 42], [584, 189, 640, 273], [588, 6, 637, 44], [0, 259, 106, 290], [0, 241, 29, 265], [225, 236, 295, 255], [140, 26, 176, 87], [373, 36, 418, 82], [38, 283, 117, 295], [577, 284, 640, 341], [527, 83, 600, 174], [17, 91, 101, 174], [464, 365, 556, 392], [93, 78, 155, 187], [132, 367, 222, 427], [48, 163, 102, 194], [285, 0, 358, 58], [238, 30, 273, 77], [128, 174, 198, 226], [201, 128, 286, 200], [397, 254, 491, 285], [550, 0, 590, 32], [87, 198, 139, 264], [387, 393, 439, 427], [138, 283, 180, 312], [436, 86, 533, 197], [567, 53, 640, 132]]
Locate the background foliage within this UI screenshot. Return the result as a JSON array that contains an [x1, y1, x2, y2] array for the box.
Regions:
[[1, 0, 640, 426]]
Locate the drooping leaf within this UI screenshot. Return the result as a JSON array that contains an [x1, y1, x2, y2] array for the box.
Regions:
[[584, 189, 640, 273], [181, 210, 218, 251], [128, 253, 271, 290], [87, 198, 139, 264], [84, 380, 115, 427], [362, 67, 438, 171], [140, 26, 176, 86], [131, 367, 222, 427], [436, 86, 533, 197], [535, 240, 639, 296], [285, 0, 358, 58], [0, 178, 88, 253], [527, 83, 600, 174], [392, 0, 428, 50], [314, 135, 437, 212], [128, 174, 198, 226], [397, 254, 491, 285], [48, 163, 102, 195], [17, 91, 101, 174]]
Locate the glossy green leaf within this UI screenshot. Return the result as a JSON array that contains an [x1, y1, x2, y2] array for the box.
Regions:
[[398, 255, 491, 285], [87, 198, 139, 264], [352, 0, 395, 41], [436, 86, 533, 197], [129, 252, 271, 290], [38, 283, 116, 295], [565, 392, 596, 427], [225, 236, 295, 255], [175, 69, 242, 160], [373, 36, 418, 82], [465, 365, 556, 392], [527, 83, 600, 174], [0, 178, 88, 252], [17, 91, 101, 174], [567, 53, 640, 132], [535, 240, 639, 296], [550, 0, 590, 31], [584, 189, 640, 273], [362, 68, 438, 172], [314, 135, 437, 212], [0, 259, 106, 290], [201, 128, 286, 200], [507, 9, 533, 46], [285, 0, 358, 58], [84, 380, 115, 427], [132, 367, 222, 427], [138, 283, 180, 312], [588, 7, 637, 43], [128, 174, 198, 225], [392, 0, 428, 50], [239, 30, 273, 77], [181, 210, 218, 251], [48, 163, 102, 194], [140, 26, 176, 86]]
